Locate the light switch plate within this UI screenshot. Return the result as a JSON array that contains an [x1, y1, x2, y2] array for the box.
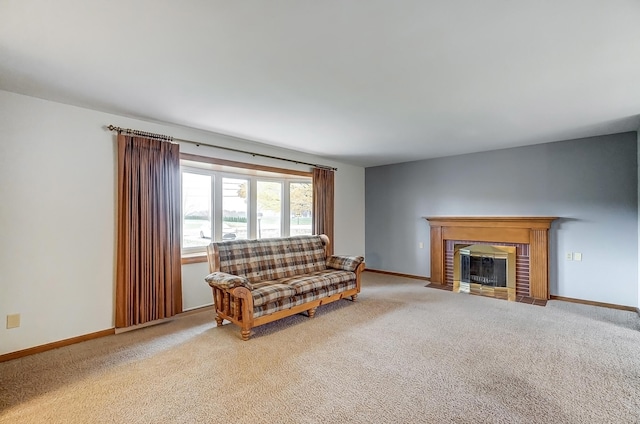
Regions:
[[573, 253, 582, 261]]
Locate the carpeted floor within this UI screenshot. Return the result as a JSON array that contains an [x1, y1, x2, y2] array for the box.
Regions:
[[1, 272, 639, 423]]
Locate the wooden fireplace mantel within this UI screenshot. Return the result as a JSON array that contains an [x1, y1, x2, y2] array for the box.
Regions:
[[425, 216, 557, 300]]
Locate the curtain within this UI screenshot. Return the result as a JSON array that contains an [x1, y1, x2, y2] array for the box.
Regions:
[[116, 135, 182, 328], [312, 167, 335, 256]]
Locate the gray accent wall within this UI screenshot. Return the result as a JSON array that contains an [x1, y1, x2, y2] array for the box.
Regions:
[[365, 132, 638, 307]]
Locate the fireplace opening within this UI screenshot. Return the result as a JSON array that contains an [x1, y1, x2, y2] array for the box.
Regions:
[[461, 255, 507, 287], [454, 244, 516, 301]]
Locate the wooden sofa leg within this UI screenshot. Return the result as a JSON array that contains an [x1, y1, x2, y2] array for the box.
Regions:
[[241, 329, 251, 341], [351, 294, 358, 301], [308, 308, 317, 318], [215, 316, 223, 326]]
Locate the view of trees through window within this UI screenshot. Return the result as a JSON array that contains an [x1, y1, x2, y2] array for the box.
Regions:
[[256, 181, 282, 238], [182, 167, 312, 251], [223, 177, 249, 240], [182, 172, 211, 249], [289, 182, 312, 235]]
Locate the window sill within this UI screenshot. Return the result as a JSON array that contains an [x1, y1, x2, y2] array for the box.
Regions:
[[181, 253, 207, 265]]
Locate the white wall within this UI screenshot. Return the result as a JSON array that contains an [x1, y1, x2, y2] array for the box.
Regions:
[[182, 262, 212, 311], [0, 90, 365, 355]]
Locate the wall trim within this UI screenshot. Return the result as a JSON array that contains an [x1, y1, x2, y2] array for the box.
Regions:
[[0, 328, 115, 363], [365, 268, 429, 281], [182, 253, 207, 265], [180, 152, 313, 177], [550, 295, 637, 312], [0, 305, 216, 363], [181, 304, 214, 314], [115, 305, 214, 334], [1, 295, 630, 363], [366, 268, 637, 313]]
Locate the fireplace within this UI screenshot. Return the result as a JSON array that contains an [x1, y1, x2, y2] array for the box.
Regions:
[[454, 244, 516, 301], [425, 217, 557, 301]]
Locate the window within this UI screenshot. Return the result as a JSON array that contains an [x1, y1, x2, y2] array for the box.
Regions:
[[222, 177, 249, 240], [257, 181, 282, 239], [182, 172, 212, 249], [181, 161, 312, 253], [290, 182, 312, 236]]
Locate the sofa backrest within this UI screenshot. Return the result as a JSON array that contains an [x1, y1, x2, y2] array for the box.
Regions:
[[210, 235, 328, 283]]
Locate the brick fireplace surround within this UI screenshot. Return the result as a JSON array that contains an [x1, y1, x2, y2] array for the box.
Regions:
[[425, 217, 557, 300]]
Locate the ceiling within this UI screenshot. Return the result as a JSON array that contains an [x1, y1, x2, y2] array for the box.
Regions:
[[1, 1, 639, 167]]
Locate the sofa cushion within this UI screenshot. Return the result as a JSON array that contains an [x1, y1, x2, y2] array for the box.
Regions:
[[326, 255, 364, 272], [279, 269, 356, 295], [205, 272, 253, 290], [216, 236, 327, 283], [254, 281, 357, 318], [251, 281, 298, 307]]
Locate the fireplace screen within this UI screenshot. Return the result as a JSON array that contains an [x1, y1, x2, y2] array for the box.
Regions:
[[460, 255, 507, 287], [454, 244, 516, 301]]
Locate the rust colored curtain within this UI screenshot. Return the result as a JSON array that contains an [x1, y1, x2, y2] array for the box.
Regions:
[[116, 135, 182, 328], [312, 168, 335, 256]]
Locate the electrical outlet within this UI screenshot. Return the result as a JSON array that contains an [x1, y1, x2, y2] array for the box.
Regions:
[[566, 252, 573, 261], [6, 314, 20, 329], [418, 242, 424, 249], [573, 252, 582, 261]]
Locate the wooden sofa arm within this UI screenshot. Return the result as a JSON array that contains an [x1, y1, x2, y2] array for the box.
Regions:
[[211, 285, 255, 341], [354, 262, 365, 294], [231, 287, 254, 341]]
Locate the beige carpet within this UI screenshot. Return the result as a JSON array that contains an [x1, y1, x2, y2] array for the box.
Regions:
[[1, 272, 639, 423]]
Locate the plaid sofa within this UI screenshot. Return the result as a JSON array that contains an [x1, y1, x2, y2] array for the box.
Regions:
[[205, 235, 364, 340]]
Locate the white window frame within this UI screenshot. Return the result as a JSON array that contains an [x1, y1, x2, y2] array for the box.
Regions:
[[181, 163, 312, 254]]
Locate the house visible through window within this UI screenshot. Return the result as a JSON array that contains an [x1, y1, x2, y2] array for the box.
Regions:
[[181, 159, 313, 253]]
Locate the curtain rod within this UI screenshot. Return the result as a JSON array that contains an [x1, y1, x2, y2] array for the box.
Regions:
[[106, 125, 337, 171]]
